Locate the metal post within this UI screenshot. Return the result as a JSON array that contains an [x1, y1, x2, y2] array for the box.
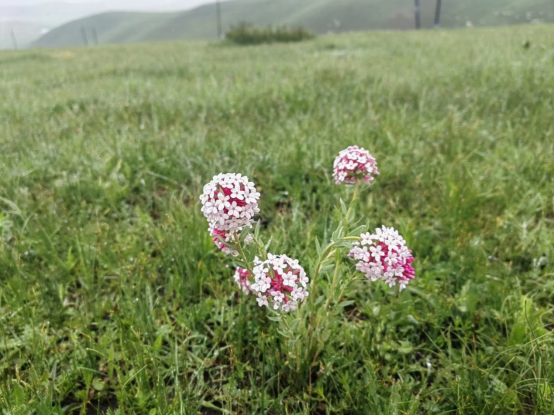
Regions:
[[434, 0, 442, 27], [81, 25, 89, 46], [91, 27, 99, 46], [414, 0, 421, 29], [11, 29, 18, 50], [216, 0, 222, 38]]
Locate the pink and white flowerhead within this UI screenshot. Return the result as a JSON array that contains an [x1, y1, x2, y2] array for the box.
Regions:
[[200, 172, 261, 235], [210, 227, 238, 256], [333, 146, 379, 185], [250, 254, 309, 312], [233, 267, 252, 294], [349, 226, 415, 290]]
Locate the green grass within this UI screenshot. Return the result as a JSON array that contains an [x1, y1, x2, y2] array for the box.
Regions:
[[33, 0, 554, 48], [1, 25, 554, 414]]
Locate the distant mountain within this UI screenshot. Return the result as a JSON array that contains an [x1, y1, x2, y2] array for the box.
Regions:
[[0, 0, 213, 49], [33, 0, 554, 49]]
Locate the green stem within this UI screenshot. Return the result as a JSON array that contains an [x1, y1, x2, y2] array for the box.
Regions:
[[322, 181, 362, 314], [344, 180, 360, 224], [324, 252, 341, 310], [233, 232, 254, 275], [252, 235, 268, 261], [313, 243, 336, 281]]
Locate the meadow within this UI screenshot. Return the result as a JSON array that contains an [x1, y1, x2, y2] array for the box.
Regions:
[[0, 25, 554, 414]]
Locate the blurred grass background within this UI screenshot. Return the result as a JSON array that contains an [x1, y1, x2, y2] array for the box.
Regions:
[[0, 25, 553, 413]]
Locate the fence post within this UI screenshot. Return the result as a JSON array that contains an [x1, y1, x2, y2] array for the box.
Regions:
[[11, 29, 18, 50], [216, 0, 223, 38], [91, 27, 99, 46], [81, 25, 89, 46], [414, 0, 421, 29], [434, 0, 442, 27]]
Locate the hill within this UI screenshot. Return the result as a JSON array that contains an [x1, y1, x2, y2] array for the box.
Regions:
[[34, 0, 554, 48], [0, 1, 211, 49]]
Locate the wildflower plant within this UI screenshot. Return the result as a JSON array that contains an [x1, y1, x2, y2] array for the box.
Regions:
[[199, 146, 415, 378], [199, 147, 415, 306]]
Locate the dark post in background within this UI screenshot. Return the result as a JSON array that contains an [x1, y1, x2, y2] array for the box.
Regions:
[[414, 0, 421, 29], [434, 0, 442, 27], [216, 0, 223, 38]]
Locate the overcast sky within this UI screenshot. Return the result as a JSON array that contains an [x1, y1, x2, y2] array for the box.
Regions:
[[0, 0, 204, 5], [0, 0, 220, 27], [0, 0, 214, 10]]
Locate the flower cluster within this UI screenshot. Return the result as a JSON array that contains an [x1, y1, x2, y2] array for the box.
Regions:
[[210, 227, 237, 256], [333, 145, 379, 185], [200, 173, 260, 252], [349, 226, 415, 290], [233, 267, 252, 294], [200, 145, 416, 314], [250, 254, 309, 312]]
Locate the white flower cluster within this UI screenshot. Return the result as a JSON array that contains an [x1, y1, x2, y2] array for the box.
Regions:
[[333, 145, 379, 185], [250, 254, 309, 312], [349, 226, 415, 290], [200, 172, 260, 235]]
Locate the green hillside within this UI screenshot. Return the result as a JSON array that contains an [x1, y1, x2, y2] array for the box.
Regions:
[[34, 0, 554, 48]]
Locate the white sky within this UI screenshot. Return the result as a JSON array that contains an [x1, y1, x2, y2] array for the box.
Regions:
[[0, 0, 218, 26], [0, 0, 212, 8]]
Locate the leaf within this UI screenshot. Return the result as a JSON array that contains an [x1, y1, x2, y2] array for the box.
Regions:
[[338, 300, 355, 309], [398, 341, 414, 354], [538, 382, 553, 404], [153, 334, 163, 352], [290, 318, 301, 331], [0, 197, 22, 216], [331, 222, 344, 242], [92, 378, 105, 391], [319, 264, 335, 274], [254, 220, 261, 238], [239, 226, 251, 240], [348, 224, 367, 237], [246, 242, 257, 262], [340, 198, 347, 215], [508, 296, 546, 346]]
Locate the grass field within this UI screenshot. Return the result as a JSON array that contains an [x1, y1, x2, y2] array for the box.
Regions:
[[1, 25, 554, 414]]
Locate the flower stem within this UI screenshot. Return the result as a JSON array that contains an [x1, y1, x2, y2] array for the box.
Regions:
[[344, 180, 360, 224], [233, 232, 254, 275], [314, 243, 333, 275], [324, 251, 341, 310]]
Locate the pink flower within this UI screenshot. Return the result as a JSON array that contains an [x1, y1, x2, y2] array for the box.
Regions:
[[349, 226, 415, 290], [233, 267, 252, 294], [210, 227, 237, 256], [333, 146, 379, 185], [200, 173, 260, 234], [250, 254, 309, 312]]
